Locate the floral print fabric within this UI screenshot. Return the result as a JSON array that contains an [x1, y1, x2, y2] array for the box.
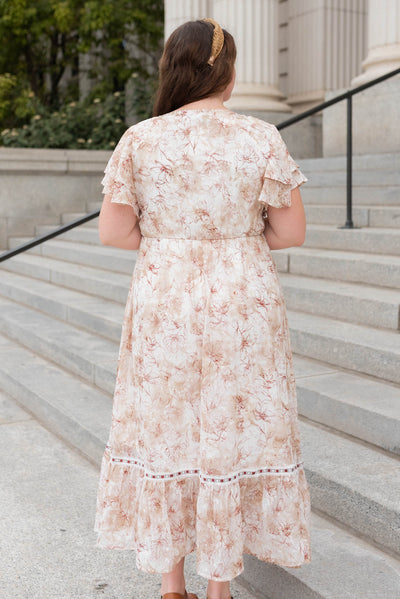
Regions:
[[94, 108, 311, 581]]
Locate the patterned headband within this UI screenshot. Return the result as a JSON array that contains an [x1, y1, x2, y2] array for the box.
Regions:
[[202, 18, 225, 66]]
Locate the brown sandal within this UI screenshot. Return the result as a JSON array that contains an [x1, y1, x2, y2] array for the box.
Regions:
[[161, 592, 199, 599]]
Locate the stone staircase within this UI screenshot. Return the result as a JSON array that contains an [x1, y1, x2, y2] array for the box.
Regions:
[[0, 152, 399, 598]]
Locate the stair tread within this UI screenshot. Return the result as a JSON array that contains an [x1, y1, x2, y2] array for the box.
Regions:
[[300, 419, 399, 511], [279, 245, 400, 264], [293, 355, 400, 422], [8, 237, 138, 274], [304, 204, 400, 209], [279, 272, 400, 303], [4, 241, 400, 293], [0, 251, 132, 285], [8, 236, 136, 256], [2, 263, 399, 354], [0, 265, 128, 316], [254, 510, 400, 598], [3, 255, 399, 317], [0, 295, 118, 370], [305, 223, 400, 234], [287, 309, 400, 352], [0, 334, 111, 463], [298, 152, 400, 172], [8, 234, 400, 261], [36, 222, 400, 235]]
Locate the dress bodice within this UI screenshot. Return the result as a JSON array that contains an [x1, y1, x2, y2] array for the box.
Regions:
[[101, 108, 307, 239]]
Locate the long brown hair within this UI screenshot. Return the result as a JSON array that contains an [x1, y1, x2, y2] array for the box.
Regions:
[[152, 20, 237, 116]]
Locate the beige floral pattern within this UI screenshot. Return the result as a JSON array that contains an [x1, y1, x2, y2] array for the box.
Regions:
[[94, 108, 311, 581]]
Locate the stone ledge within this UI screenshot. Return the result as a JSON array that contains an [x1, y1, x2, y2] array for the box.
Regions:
[[0, 147, 112, 174]]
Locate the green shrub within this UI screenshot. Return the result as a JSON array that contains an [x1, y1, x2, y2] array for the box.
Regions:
[[1, 91, 128, 149]]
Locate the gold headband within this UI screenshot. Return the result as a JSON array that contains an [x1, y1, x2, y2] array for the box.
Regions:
[[202, 18, 224, 66]]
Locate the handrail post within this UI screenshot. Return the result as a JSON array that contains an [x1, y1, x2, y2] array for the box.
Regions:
[[346, 95, 354, 228], [339, 94, 356, 229]]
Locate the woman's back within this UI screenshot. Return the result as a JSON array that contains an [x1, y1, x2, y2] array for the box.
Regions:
[[102, 108, 306, 240]]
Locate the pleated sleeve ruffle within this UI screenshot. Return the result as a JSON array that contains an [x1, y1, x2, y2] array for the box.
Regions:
[[259, 125, 307, 210], [101, 127, 141, 220]]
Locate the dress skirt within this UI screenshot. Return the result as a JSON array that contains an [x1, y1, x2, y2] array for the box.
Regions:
[[94, 234, 312, 581]]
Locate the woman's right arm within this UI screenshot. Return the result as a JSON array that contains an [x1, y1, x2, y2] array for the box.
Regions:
[[263, 186, 306, 249]]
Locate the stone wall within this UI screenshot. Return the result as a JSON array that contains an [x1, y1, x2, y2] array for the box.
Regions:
[[0, 148, 111, 250], [323, 76, 400, 156]]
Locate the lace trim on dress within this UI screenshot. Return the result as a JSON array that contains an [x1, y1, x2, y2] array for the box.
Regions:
[[106, 446, 303, 485]]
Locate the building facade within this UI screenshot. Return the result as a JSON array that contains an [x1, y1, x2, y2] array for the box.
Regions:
[[164, 0, 400, 157]]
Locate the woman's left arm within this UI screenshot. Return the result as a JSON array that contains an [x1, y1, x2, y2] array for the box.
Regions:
[[98, 193, 142, 250]]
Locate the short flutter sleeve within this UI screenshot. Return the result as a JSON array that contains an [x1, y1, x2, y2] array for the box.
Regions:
[[259, 125, 307, 210], [101, 127, 140, 219]]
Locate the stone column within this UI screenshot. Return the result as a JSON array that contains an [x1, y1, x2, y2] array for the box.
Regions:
[[164, 0, 211, 39], [212, 0, 291, 112], [352, 0, 400, 85], [288, 0, 367, 112]]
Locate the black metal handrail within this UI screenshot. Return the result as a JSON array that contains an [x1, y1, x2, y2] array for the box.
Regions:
[[277, 66, 400, 230], [1, 65, 400, 263], [0, 209, 100, 262]]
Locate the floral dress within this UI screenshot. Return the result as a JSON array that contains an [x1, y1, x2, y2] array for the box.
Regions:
[[94, 107, 312, 581]]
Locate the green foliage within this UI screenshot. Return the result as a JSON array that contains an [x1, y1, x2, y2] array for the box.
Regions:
[[1, 92, 128, 149], [0, 0, 164, 147], [0, 73, 39, 126]]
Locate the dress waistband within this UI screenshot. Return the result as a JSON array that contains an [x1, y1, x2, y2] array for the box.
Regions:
[[141, 233, 263, 240]]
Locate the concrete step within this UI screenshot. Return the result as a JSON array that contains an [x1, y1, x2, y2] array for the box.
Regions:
[[303, 224, 400, 255], [287, 310, 400, 385], [13, 222, 400, 261], [272, 246, 400, 289], [243, 509, 400, 599], [61, 212, 99, 228], [47, 205, 400, 234], [0, 334, 111, 465], [0, 325, 398, 560], [279, 273, 400, 330], [299, 419, 400, 557], [3, 252, 398, 333], [4, 246, 400, 384], [0, 252, 131, 303], [35, 224, 102, 245], [294, 355, 400, 456], [1, 335, 399, 598], [0, 262, 400, 452], [0, 269, 125, 342], [302, 170, 400, 187], [304, 204, 400, 228], [7, 237, 400, 293], [0, 296, 118, 393], [7, 237, 138, 274], [298, 152, 400, 173], [0, 267, 397, 456], [300, 185, 400, 205]]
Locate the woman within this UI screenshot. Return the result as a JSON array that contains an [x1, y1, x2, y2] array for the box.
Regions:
[[94, 17, 311, 599]]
